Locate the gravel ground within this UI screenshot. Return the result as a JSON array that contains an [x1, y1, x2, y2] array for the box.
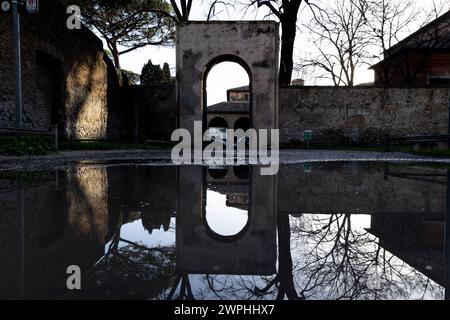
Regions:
[[0, 149, 448, 171]]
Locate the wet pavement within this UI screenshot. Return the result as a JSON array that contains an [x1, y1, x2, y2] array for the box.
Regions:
[[1, 162, 449, 300], [0, 149, 446, 171]]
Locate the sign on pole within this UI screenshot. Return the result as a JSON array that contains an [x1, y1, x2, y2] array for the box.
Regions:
[[26, 0, 39, 13]]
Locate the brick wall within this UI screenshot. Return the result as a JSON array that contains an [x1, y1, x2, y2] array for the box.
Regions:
[[118, 84, 177, 142], [280, 86, 450, 145], [124, 85, 449, 145], [0, 0, 119, 139]]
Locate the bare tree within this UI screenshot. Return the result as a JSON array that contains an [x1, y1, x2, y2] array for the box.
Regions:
[[170, 0, 194, 22], [299, 0, 371, 86], [421, 0, 449, 24], [232, 1, 319, 87], [354, 0, 420, 85], [207, 0, 236, 20]]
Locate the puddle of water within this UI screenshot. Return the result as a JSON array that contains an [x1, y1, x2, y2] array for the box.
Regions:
[[0, 162, 449, 300]]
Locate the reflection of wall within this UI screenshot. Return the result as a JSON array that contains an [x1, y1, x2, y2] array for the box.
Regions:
[[106, 166, 177, 236], [66, 167, 109, 242], [176, 166, 277, 275], [0, 167, 110, 299], [369, 211, 446, 287], [278, 163, 446, 217]]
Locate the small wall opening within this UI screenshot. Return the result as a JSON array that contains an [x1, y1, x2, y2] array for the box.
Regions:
[[35, 50, 65, 131]]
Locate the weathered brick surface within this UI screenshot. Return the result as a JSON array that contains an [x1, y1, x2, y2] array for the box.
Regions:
[[118, 84, 177, 142], [135, 85, 449, 144], [280, 86, 450, 145], [0, 0, 118, 139]]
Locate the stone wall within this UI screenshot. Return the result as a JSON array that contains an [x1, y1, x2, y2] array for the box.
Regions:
[[280, 86, 450, 145], [131, 85, 449, 145], [118, 84, 177, 142], [0, 0, 119, 139], [278, 163, 446, 217], [177, 21, 279, 148]]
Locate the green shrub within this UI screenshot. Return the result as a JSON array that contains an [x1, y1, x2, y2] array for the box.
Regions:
[[0, 137, 54, 156]]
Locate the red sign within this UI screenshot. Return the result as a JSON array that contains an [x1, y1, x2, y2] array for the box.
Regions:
[[26, 0, 39, 13]]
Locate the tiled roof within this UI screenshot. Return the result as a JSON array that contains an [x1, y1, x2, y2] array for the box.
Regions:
[[371, 10, 450, 68], [207, 102, 250, 113]]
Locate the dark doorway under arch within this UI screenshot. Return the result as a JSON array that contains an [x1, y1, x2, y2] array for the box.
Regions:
[[233, 166, 250, 180], [208, 117, 228, 129], [234, 117, 250, 131], [208, 167, 229, 180]]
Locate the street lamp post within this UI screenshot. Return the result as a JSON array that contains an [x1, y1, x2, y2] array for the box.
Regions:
[[12, 0, 22, 131]]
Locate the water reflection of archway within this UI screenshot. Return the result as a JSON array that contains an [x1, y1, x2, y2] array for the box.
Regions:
[[204, 166, 251, 241], [233, 166, 250, 180], [208, 167, 229, 180]]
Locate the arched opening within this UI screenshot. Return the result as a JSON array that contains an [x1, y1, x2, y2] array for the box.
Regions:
[[234, 117, 250, 131], [233, 166, 250, 180], [203, 55, 252, 141], [208, 167, 228, 180], [208, 117, 228, 129], [205, 189, 249, 238], [207, 117, 228, 144]]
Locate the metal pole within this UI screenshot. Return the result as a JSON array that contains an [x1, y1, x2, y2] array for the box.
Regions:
[[446, 170, 450, 300], [54, 124, 59, 151], [17, 189, 24, 299], [12, 0, 22, 131], [448, 86, 450, 150]]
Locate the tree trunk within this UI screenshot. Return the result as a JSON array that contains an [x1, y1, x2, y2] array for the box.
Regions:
[[111, 42, 121, 69], [276, 209, 299, 300], [279, 17, 297, 87]]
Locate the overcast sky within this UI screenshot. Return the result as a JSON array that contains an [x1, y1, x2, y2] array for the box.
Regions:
[[106, 1, 447, 105]]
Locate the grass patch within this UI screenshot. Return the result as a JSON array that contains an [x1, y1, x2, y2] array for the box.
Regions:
[[310, 144, 450, 158], [403, 146, 450, 158], [0, 171, 54, 182], [292, 144, 411, 153], [60, 140, 172, 151], [0, 137, 54, 156], [0, 138, 172, 156], [60, 140, 146, 151]]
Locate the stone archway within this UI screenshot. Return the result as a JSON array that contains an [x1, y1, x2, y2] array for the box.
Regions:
[[177, 21, 279, 147]]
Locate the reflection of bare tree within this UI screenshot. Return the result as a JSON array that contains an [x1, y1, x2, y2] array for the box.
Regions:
[[167, 274, 194, 300], [186, 213, 444, 300], [291, 214, 443, 300], [293, 213, 379, 299], [195, 211, 302, 300], [84, 212, 176, 299], [254, 211, 301, 300]]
